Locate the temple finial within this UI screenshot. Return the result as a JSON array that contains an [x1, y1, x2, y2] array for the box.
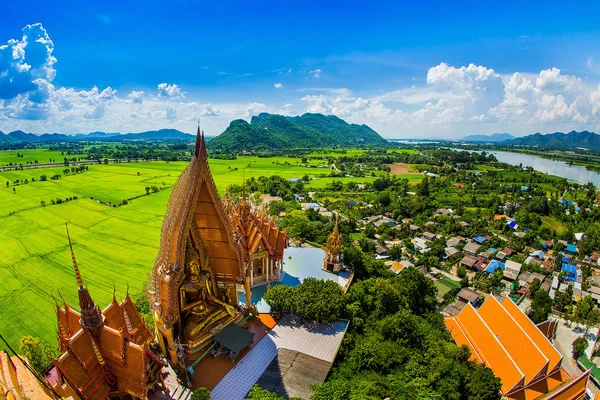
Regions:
[[58, 290, 68, 309], [194, 121, 202, 157], [112, 283, 117, 303], [66, 223, 83, 288]]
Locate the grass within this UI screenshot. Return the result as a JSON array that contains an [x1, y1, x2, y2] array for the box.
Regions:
[[0, 148, 85, 166], [541, 216, 565, 233], [0, 153, 389, 349]]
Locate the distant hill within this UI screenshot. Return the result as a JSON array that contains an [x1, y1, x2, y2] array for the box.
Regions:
[[509, 130, 600, 151], [207, 112, 387, 151], [461, 133, 515, 142], [0, 129, 193, 143]]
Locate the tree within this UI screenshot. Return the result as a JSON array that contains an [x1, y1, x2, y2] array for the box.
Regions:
[[457, 265, 467, 278], [387, 245, 403, 261], [293, 278, 344, 322], [490, 269, 504, 288], [364, 224, 376, 238], [572, 337, 588, 359], [460, 276, 470, 288], [465, 363, 502, 400], [263, 285, 294, 313], [573, 295, 599, 327], [528, 289, 553, 324], [417, 176, 429, 197], [145, 186, 150, 195], [246, 385, 286, 399], [19, 336, 56, 373], [190, 387, 211, 400]]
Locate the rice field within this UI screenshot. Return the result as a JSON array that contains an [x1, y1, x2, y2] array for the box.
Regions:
[[0, 148, 85, 166], [0, 153, 379, 349]]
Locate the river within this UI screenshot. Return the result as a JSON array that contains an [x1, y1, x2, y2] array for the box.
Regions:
[[474, 150, 600, 186]]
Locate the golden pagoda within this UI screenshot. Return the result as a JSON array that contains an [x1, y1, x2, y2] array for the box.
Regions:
[[147, 127, 246, 368], [226, 188, 287, 293], [322, 215, 343, 272], [51, 225, 164, 400]]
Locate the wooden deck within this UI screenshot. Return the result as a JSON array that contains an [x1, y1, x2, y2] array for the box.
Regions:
[[255, 348, 331, 399]]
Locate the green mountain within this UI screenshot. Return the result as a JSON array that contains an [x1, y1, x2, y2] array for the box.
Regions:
[[0, 128, 193, 143], [509, 130, 600, 151], [207, 112, 387, 151]]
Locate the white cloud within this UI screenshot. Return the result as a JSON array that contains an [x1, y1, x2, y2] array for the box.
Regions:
[[157, 83, 184, 98], [165, 105, 177, 120], [310, 69, 321, 79], [0, 23, 56, 117], [127, 90, 145, 104], [198, 103, 220, 116], [245, 102, 266, 118], [278, 103, 297, 116], [274, 83, 283, 89]]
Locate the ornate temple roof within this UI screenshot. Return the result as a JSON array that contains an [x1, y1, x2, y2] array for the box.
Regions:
[[227, 192, 287, 261], [53, 228, 158, 400], [149, 127, 243, 326]]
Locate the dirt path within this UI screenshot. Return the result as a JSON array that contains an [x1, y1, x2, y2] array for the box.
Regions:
[[385, 163, 420, 175]]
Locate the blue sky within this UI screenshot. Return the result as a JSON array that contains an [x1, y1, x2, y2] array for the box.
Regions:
[[2, 0, 600, 138]]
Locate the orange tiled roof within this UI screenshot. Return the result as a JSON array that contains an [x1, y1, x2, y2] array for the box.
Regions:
[[445, 296, 591, 400], [500, 297, 562, 373], [478, 296, 549, 384], [446, 304, 524, 394], [445, 297, 589, 400]]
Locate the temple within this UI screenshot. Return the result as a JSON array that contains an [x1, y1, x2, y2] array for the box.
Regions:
[[0, 350, 59, 399], [49, 225, 164, 400], [147, 128, 247, 368], [225, 189, 287, 290], [322, 215, 343, 272], [445, 296, 590, 399]]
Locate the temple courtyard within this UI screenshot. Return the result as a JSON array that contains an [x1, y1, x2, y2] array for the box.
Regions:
[[237, 247, 352, 312]]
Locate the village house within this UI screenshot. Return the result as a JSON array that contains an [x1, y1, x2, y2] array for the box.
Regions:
[[412, 237, 429, 253], [503, 260, 522, 281], [446, 236, 464, 248], [422, 232, 437, 241], [463, 241, 481, 256]]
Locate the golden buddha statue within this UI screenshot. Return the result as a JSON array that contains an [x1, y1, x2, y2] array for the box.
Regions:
[[179, 249, 209, 316], [179, 240, 238, 342]]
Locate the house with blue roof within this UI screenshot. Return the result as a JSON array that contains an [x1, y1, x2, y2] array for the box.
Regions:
[[565, 244, 577, 254], [474, 236, 487, 244], [485, 260, 505, 274], [561, 263, 577, 282], [506, 220, 518, 230]]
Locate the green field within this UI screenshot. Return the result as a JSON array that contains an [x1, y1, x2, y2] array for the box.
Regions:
[[541, 216, 565, 233], [0, 154, 379, 349], [0, 148, 85, 165]]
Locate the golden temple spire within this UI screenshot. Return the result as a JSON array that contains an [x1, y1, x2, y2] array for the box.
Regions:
[[66, 223, 83, 288], [194, 122, 207, 160]]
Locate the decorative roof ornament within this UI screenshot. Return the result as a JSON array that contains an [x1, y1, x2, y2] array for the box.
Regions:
[[65, 223, 83, 288], [65, 223, 103, 333]]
